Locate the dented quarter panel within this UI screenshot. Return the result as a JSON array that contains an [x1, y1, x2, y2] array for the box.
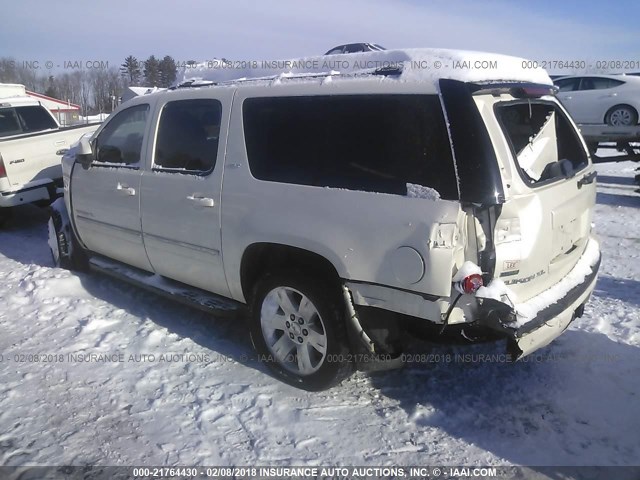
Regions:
[[221, 82, 466, 305]]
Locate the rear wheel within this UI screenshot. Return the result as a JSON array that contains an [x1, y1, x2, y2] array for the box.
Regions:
[[0, 208, 12, 228], [605, 105, 638, 126], [249, 271, 353, 390]]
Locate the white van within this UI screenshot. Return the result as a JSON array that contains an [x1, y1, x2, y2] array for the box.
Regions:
[[50, 49, 601, 390]]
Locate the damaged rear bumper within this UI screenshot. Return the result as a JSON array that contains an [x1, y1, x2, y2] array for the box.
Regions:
[[477, 238, 601, 359]]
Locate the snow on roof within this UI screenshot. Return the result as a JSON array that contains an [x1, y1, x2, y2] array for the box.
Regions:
[[178, 48, 552, 88], [0, 83, 27, 99], [127, 86, 165, 96], [26, 90, 81, 110], [0, 95, 40, 107]]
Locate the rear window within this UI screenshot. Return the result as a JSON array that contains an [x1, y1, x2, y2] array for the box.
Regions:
[[243, 95, 458, 200], [495, 101, 588, 185], [15, 106, 57, 133], [0, 108, 22, 137]]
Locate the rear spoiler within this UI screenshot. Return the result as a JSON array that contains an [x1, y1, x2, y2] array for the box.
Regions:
[[467, 82, 558, 98]]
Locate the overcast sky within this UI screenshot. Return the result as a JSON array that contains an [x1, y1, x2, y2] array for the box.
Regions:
[[1, 0, 639, 73]]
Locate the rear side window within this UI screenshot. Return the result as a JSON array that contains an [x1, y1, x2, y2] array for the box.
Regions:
[[496, 101, 588, 185], [15, 106, 57, 133], [154, 99, 221, 173], [96, 104, 149, 165], [579, 77, 624, 90], [0, 109, 22, 137], [243, 95, 458, 199]]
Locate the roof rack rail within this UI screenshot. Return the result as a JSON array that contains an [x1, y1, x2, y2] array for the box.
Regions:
[[171, 64, 404, 90]]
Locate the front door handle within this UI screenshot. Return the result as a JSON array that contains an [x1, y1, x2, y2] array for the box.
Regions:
[[187, 194, 215, 207], [577, 171, 597, 189], [116, 183, 136, 196]]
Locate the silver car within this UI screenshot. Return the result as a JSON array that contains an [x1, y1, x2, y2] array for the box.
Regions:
[[554, 74, 640, 126]]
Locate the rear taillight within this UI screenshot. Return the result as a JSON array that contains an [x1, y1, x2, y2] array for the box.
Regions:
[[458, 273, 484, 294], [0, 156, 6, 178], [452, 261, 484, 294]]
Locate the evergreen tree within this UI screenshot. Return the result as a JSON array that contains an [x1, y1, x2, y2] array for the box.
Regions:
[[143, 55, 160, 87], [158, 56, 177, 88], [44, 75, 58, 98], [120, 55, 141, 86]]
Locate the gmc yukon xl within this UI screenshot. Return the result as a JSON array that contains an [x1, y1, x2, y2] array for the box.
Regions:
[[49, 49, 601, 390]]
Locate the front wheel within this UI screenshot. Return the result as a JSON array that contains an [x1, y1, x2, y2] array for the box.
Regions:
[[249, 271, 353, 390], [48, 206, 88, 271]]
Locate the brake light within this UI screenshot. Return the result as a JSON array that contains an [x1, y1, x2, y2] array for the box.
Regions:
[[458, 273, 484, 294], [452, 261, 484, 294]]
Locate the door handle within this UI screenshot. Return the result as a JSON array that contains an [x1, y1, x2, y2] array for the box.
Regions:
[[116, 183, 136, 196], [577, 171, 597, 189], [187, 194, 215, 207]]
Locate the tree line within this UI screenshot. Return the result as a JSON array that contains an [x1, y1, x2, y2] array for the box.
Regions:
[[0, 55, 181, 115]]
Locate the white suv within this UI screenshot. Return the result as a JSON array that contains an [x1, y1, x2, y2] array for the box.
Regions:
[[50, 49, 601, 390]]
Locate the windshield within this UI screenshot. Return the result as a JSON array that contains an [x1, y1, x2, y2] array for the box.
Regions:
[[496, 101, 588, 185]]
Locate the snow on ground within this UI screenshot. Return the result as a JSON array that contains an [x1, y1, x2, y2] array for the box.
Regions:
[[0, 161, 638, 471]]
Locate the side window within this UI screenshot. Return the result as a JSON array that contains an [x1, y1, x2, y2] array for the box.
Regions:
[[95, 104, 149, 165], [578, 77, 622, 91], [591, 78, 624, 89], [154, 99, 221, 173], [15, 106, 58, 133], [579, 78, 597, 90], [555, 78, 579, 92], [0, 109, 22, 137], [243, 95, 459, 200]]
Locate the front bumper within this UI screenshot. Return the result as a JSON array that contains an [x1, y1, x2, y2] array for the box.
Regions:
[[477, 237, 601, 359]]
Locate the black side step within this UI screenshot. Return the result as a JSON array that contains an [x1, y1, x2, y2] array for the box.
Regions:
[[88, 256, 244, 318]]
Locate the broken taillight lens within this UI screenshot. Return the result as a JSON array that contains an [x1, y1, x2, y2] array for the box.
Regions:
[[459, 273, 484, 294]]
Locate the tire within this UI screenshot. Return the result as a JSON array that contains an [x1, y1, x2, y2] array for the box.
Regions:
[[48, 209, 88, 271], [0, 208, 12, 228], [605, 105, 638, 126], [249, 270, 353, 390]]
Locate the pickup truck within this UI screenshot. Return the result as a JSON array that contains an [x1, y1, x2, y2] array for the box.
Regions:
[[0, 95, 100, 225]]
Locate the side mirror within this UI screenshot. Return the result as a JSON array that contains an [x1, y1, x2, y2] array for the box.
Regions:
[[76, 137, 93, 166]]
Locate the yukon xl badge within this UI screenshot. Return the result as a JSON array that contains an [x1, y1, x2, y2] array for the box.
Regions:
[[9, 158, 25, 164]]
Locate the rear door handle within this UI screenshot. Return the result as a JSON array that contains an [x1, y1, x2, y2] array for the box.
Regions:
[[116, 183, 136, 196], [577, 171, 597, 189], [187, 194, 215, 207]]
